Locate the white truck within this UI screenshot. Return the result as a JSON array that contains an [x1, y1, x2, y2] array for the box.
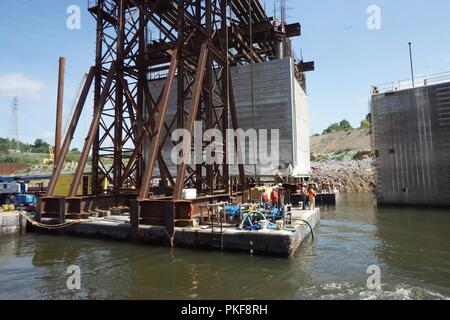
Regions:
[[0, 181, 28, 204]]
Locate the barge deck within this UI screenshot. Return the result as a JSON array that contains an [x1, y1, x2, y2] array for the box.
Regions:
[[29, 208, 320, 257]]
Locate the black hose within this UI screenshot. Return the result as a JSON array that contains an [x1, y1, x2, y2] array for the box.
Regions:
[[298, 219, 315, 241]]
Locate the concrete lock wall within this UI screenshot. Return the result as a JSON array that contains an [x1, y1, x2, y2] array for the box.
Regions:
[[148, 57, 311, 178], [371, 81, 450, 207]]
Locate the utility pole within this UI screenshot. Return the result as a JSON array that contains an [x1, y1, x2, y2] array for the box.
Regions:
[[409, 42, 415, 88]]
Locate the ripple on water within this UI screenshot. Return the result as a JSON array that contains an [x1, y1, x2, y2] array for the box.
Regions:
[[296, 282, 450, 300]]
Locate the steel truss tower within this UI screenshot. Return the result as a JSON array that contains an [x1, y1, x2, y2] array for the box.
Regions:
[[42, 0, 302, 228]]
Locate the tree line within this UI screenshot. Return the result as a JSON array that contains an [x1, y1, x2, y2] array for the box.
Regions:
[[322, 114, 372, 135], [0, 138, 53, 154]]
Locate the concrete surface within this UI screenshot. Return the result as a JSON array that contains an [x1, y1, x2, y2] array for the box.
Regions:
[[148, 57, 311, 177], [0, 212, 27, 235], [372, 81, 450, 207]]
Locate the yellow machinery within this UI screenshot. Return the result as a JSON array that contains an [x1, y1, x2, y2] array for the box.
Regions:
[[53, 174, 109, 196], [1, 204, 15, 212], [53, 175, 92, 197], [42, 146, 55, 166]]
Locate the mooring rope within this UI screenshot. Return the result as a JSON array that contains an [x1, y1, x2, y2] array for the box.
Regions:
[[17, 212, 83, 230], [164, 228, 176, 248]]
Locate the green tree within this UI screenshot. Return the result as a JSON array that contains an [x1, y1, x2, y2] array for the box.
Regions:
[[339, 120, 353, 131], [360, 120, 371, 129], [30, 139, 51, 154], [33, 139, 46, 148], [323, 120, 353, 134], [360, 113, 372, 131]]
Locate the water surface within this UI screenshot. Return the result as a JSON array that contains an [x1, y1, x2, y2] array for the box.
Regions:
[[1, 193, 449, 300]]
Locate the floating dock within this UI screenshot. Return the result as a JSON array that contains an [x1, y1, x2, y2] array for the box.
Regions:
[[29, 208, 319, 257], [291, 192, 338, 206]]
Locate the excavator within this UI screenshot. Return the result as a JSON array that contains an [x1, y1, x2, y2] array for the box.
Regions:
[[42, 146, 55, 166]]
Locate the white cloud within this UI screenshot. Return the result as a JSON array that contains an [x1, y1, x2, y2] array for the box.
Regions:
[[0, 73, 45, 99]]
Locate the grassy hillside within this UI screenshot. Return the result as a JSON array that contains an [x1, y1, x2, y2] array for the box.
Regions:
[[310, 128, 372, 162]]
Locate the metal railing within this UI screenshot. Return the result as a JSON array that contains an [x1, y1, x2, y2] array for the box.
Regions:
[[372, 71, 450, 95]]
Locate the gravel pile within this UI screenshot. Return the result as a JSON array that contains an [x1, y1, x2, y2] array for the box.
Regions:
[[311, 158, 375, 193]]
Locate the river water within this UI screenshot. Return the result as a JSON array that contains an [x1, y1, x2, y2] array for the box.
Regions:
[[0, 193, 449, 300]]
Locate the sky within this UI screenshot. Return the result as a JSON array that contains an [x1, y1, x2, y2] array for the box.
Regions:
[[1, 0, 450, 149]]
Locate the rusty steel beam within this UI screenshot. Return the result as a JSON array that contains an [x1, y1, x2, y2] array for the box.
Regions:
[[55, 57, 65, 163], [173, 42, 209, 201], [139, 49, 178, 200], [204, 0, 213, 193], [113, 0, 126, 194], [46, 67, 96, 197], [221, 0, 230, 192], [91, 0, 105, 195], [69, 65, 117, 198]]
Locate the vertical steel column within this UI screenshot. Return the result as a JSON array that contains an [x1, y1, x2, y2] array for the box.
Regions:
[[92, 0, 104, 195], [177, 0, 185, 132], [205, 0, 214, 193], [221, 0, 230, 192], [194, 0, 203, 192], [55, 57, 65, 164], [113, 0, 126, 194], [136, 6, 147, 189]]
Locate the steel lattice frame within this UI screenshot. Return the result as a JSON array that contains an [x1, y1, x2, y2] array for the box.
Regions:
[[45, 0, 302, 210]]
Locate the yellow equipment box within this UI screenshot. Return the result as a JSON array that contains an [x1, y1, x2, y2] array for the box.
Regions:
[[53, 175, 92, 197]]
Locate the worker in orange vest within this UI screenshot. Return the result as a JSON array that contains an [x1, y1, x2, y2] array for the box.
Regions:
[[261, 188, 269, 209], [270, 187, 279, 208], [308, 186, 317, 210]]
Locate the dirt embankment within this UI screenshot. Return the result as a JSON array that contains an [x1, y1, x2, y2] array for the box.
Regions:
[[310, 129, 375, 193], [0, 164, 31, 176], [310, 128, 371, 154]]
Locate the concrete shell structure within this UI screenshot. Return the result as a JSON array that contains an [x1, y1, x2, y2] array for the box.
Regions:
[[371, 81, 450, 207], [149, 57, 311, 178]]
